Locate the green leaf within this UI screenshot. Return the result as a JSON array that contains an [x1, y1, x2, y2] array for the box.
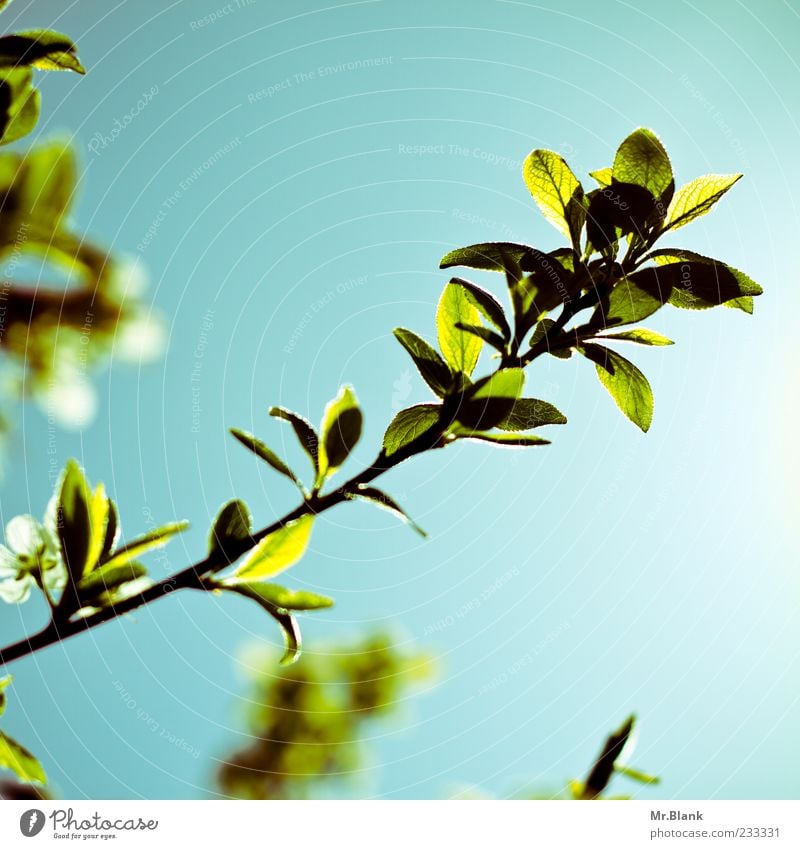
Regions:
[[100, 499, 119, 564], [383, 404, 441, 458], [646, 251, 762, 309], [56, 459, 92, 581], [232, 514, 314, 581], [456, 368, 525, 431], [440, 242, 547, 277], [454, 322, 506, 352], [393, 328, 453, 397], [0, 675, 10, 716], [581, 344, 653, 432], [0, 730, 46, 784], [456, 432, 550, 446], [495, 398, 567, 430], [664, 173, 742, 232], [219, 582, 303, 665], [0, 2, 14, 14], [76, 562, 148, 603], [450, 277, 511, 340], [589, 269, 672, 330], [102, 521, 189, 569], [225, 581, 333, 611], [230, 428, 302, 491], [437, 281, 483, 376], [589, 167, 613, 187], [208, 499, 253, 560], [582, 715, 636, 800], [612, 128, 672, 199], [318, 385, 362, 480], [523, 149, 585, 245], [0, 30, 85, 74], [0, 67, 33, 145], [24, 141, 76, 226], [599, 328, 674, 346], [269, 407, 319, 475], [615, 764, 660, 785], [345, 485, 427, 537]]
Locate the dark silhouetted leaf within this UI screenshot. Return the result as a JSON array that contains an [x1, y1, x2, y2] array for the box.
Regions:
[[440, 242, 546, 276], [208, 499, 253, 560], [0, 30, 84, 74], [393, 328, 453, 397], [456, 368, 524, 431], [345, 485, 427, 537], [230, 428, 302, 490], [56, 459, 92, 581], [590, 269, 672, 330], [581, 715, 636, 799], [269, 406, 319, 474], [319, 386, 362, 478], [450, 277, 511, 340]]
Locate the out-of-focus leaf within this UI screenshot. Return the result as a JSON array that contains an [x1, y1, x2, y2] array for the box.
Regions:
[[612, 128, 672, 199], [393, 328, 452, 397], [318, 386, 362, 480], [76, 562, 147, 603], [600, 328, 673, 346], [382, 404, 441, 458], [663, 173, 742, 232], [0, 675, 10, 716], [208, 499, 252, 560], [437, 281, 483, 376], [232, 515, 314, 582], [24, 141, 76, 226], [0, 731, 46, 784], [230, 428, 302, 490], [440, 242, 544, 276], [495, 398, 567, 430], [0, 83, 37, 144], [56, 458, 92, 581], [581, 715, 636, 800], [457, 431, 550, 446], [615, 765, 660, 785], [269, 407, 319, 474], [0, 30, 85, 74], [581, 344, 653, 432], [345, 485, 427, 537]]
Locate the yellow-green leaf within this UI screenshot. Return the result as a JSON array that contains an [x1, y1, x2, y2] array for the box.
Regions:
[[102, 521, 189, 569], [383, 404, 441, 458], [522, 149, 583, 241], [664, 173, 742, 232], [437, 281, 482, 376], [0, 730, 46, 784], [613, 128, 672, 198], [232, 515, 314, 582], [318, 385, 362, 480]]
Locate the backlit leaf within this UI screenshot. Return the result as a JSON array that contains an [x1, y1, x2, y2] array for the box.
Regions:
[[383, 404, 441, 458], [208, 499, 252, 561], [437, 281, 483, 376], [523, 149, 584, 244], [346, 485, 427, 537], [102, 521, 189, 569], [664, 173, 742, 232], [495, 398, 567, 430], [612, 128, 672, 199], [0, 730, 46, 784], [582, 344, 653, 432], [0, 30, 85, 74], [393, 328, 453, 397], [232, 515, 314, 582], [269, 407, 319, 474], [230, 428, 302, 491], [599, 328, 673, 346]]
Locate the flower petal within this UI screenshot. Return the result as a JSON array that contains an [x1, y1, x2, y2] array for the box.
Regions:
[[6, 516, 45, 556], [0, 575, 33, 604]]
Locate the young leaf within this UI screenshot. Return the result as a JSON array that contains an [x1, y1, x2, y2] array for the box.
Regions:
[[231, 515, 314, 582], [454, 322, 506, 353], [383, 404, 441, 458], [0, 730, 46, 784], [226, 581, 333, 611], [0, 83, 37, 144], [219, 582, 303, 665], [440, 242, 547, 275], [450, 277, 511, 340], [230, 428, 302, 491], [523, 149, 584, 245], [269, 406, 319, 474], [102, 521, 189, 569], [612, 128, 672, 199], [646, 251, 762, 309], [581, 715, 636, 800], [318, 386, 362, 480], [56, 459, 92, 581], [393, 328, 453, 397], [437, 281, 483, 376], [582, 344, 653, 432], [599, 328, 673, 346], [76, 562, 148, 604], [589, 167, 613, 187], [345, 485, 427, 537], [589, 270, 672, 330], [100, 499, 119, 564], [495, 398, 567, 430], [208, 499, 252, 560], [615, 764, 660, 785], [0, 68, 34, 145], [0, 30, 85, 74], [663, 173, 742, 232], [24, 141, 76, 225], [457, 432, 550, 447], [456, 368, 525, 431]]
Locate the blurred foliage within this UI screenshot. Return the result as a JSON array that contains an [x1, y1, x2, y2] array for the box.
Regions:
[[218, 633, 434, 799]]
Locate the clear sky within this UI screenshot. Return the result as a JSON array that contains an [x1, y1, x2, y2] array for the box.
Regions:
[[0, 0, 798, 800]]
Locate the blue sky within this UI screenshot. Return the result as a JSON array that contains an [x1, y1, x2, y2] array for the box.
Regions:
[[0, 0, 798, 799]]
